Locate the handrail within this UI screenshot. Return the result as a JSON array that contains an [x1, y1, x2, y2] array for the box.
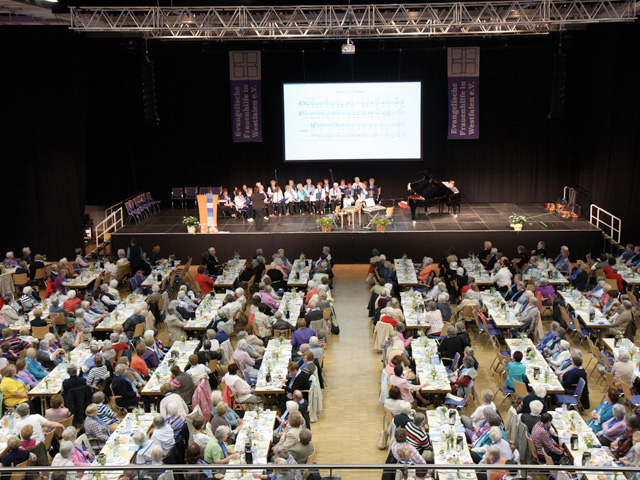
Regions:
[[1, 464, 638, 474], [590, 204, 622, 245], [105, 200, 123, 218], [95, 206, 124, 248]]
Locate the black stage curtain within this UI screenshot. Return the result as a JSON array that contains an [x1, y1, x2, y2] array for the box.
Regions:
[[0, 28, 86, 259], [2, 21, 640, 257]]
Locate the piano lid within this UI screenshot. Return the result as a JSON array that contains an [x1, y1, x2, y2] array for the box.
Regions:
[[408, 171, 455, 199]]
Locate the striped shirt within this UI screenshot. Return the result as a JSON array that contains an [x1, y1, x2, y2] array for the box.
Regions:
[[166, 414, 185, 440], [405, 422, 431, 453], [86, 365, 109, 386], [97, 402, 118, 426]]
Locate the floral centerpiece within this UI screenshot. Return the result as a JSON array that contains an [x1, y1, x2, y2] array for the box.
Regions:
[[371, 216, 392, 232], [182, 216, 200, 233], [508, 214, 526, 231], [316, 216, 334, 232]]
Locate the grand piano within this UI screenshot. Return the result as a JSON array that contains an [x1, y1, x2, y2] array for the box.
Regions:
[[407, 171, 461, 220]]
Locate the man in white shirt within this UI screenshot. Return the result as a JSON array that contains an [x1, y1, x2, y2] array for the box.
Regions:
[[14, 403, 64, 444], [150, 413, 175, 452], [490, 264, 513, 293]]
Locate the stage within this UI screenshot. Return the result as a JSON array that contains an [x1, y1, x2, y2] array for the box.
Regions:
[[111, 202, 603, 264]]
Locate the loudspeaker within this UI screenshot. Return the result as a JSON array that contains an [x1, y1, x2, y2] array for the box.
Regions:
[[549, 53, 567, 120], [141, 58, 159, 126]]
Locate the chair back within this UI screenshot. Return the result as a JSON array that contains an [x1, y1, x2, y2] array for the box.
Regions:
[[273, 329, 292, 339], [44, 430, 55, 451], [450, 352, 461, 371], [322, 307, 332, 321], [55, 414, 75, 437], [133, 322, 145, 339], [605, 278, 619, 292], [573, 377, 586, 401], [171, 187, 183, 198], [385, 206, 394, 217], [50, 312, 67, 327], [543, 452, 554, 466], [513, 379, 529, 400], [526, 433, 539, 463], [117, 264, 131, 280], [10, 459, 30, 480], [32, 325, 51, 340], [33, 268, 46, 282], [620, 381, 635, 401], [12, 273, 29, 288]]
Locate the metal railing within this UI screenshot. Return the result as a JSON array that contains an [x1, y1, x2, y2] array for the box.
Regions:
[[95, 206, 124, 249], [105, 201, 123, 219], [1, 463, 638, 476], [590, 203, 622, 246]]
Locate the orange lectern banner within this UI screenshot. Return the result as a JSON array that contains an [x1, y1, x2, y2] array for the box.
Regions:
[[197, 193, 218, 233]]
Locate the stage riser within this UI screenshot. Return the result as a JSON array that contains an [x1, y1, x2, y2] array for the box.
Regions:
[[112, 230, 602, 265]]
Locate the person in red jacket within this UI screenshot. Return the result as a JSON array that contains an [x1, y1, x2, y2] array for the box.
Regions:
[[194, 265, 215, 294]]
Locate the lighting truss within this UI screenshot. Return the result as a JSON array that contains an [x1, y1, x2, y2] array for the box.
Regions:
[[69, 1, 638, 39]]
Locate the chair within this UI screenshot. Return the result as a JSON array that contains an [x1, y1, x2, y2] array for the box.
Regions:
[[12, 273, 29, 293], [32, 325, 51, 340], [184, 187, 198, 206], [171, 187, 184, 207], [116, 263, 131, 282], [133, 322, 145, 340], [273, 329, 292, 339], [33, 268, 46, 285], [444, 380, 474, 412], [605, 278, 619, 292], [44, 430, 55, 451], [526, 433, 541, 464], [10, 459, 30, 480], [55, 414, 75, 437], [620, 382, 640, 410], [444, 352, 461, 375], [493, 371, 514, 407], [554, 377, 586, 411], [512, 379, 529, 404]]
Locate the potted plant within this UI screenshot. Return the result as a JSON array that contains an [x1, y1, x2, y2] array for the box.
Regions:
[[316, 216, 334, 232], [371, 217, 392, 232], [508, 214, 526, 231], [182, 216, 200, 234]]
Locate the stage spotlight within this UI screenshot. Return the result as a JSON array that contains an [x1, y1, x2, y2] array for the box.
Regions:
[[341, 38, 355, 55]]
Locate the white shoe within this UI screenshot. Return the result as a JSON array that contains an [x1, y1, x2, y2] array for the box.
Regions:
[[247, 218, 254, 222], [264, 216, 269, 220]]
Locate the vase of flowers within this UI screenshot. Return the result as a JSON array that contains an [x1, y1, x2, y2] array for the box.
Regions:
[[508, 214, 526, 231], [372, 217, 392, 232], [316, 216, 334, 232], [182, 216, 199, 234]]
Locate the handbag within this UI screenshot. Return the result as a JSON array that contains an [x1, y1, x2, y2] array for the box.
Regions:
[[330, 318, 340, 335], [377, 429, 389, 449]]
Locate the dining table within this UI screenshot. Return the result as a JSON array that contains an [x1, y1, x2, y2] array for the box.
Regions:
[[504, 338, 564, 394], [141, 339, 200, 395], [254, 337, 293, 396], [394, 258, 419, 287]]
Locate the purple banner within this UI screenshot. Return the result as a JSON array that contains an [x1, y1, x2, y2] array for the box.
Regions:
[[447, 47, 479, 140], [229, 51, 262, 142]]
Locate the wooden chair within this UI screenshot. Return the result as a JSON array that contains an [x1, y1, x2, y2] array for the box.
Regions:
[[605, 278, 619, 292], [10, 459, 30, 480], [526, 433, 541, 464], [305, 448, 316, 465], [55, 415, 75, 437], [33, 268, 46, 285], [50, 312, 67, 331], [32, 325, 51, 340], [12, 273, 29, 293], [133, 322, 145, 339], [208, 358, 220, 375], [512, 379, 529, 404], [44, 430, 55, 451], [273, 329, 292, 339], [116, 263, 131, 281], [102, 271, 111, 284]]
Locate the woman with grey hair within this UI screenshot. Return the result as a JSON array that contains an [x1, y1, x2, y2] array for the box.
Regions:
[[598, 404, 628, 446], [612, 349, 635, 384], [548, 340, 571, 370], [60, 426, 94, 466], [425, 301, 444, 336], [232, 339, 261, 380], [203, 426, 238, 464], [132, 430, 154, 465], [51, 441, 76, 479], [405, 412, 433, 461], [464, 389, 496, 431]]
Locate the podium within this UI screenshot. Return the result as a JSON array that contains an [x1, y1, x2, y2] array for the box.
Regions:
[[197, 188, 221, 233]]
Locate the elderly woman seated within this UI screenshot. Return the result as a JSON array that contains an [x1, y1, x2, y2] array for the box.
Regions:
[[51, 441, 77, 480], [390, 427, 427, 464], [60, 426, 93, 465], [204, 425, 238, 464], [449, 356, 478, 396], [389, 364, 428, 408], [612, 349, 635, 384], [548, 340, 571, 370], [597, 404, 628, 446], [425, 301, 444, 336], [475, 426, 513, 464], [232, 339, 261, 381], [83, 404, 111, 451]]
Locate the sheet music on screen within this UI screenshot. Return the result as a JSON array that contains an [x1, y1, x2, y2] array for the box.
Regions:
[[283, 82, 422, 162]]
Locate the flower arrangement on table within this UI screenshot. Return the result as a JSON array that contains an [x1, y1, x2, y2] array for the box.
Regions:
[[509, 214, 527, 231], [182, 216, 200, 232]]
